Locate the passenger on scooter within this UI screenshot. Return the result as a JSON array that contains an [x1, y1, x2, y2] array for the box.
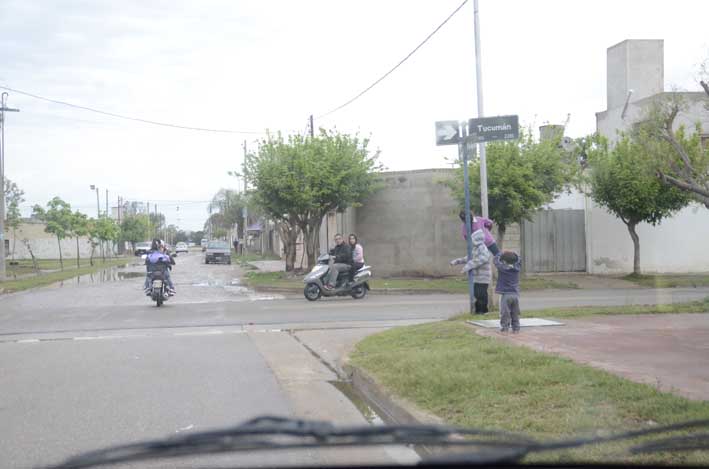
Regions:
[[144, 239, 176, 295], [348, 234, 365, 271], [324, 233, 352, 290]]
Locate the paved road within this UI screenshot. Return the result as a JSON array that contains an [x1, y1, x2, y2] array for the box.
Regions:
[[2, 250, 708, 467]]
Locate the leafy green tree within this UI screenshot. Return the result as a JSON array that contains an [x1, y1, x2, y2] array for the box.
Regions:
[[4, 178, 25, 261], [246, 130, 381, 270], [633, 94, 709, 208], [32, 197, 73, 270], [444, 130, 578, 246], [120, 214, 150, 252], [586, 134, 690, 275], [95, 217, 121, 260], [191, 230, 205, 244], [149, 212, 165, 240], [175, 230, 190, 243], [70, 211, 90, 268]]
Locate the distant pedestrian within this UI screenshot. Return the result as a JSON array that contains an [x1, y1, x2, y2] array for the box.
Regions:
[[449, 229, 491, 314], [233, 239, 239, 253], [493, 250, 522, 333], [459, 209, 499, 256]]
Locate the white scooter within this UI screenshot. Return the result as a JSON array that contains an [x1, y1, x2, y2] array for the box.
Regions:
[[303, 254, 371, 301]]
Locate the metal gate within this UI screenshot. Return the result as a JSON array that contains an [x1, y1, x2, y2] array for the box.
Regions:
[[522, 209, 586, 272]]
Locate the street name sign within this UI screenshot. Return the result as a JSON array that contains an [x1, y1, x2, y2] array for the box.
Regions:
[[467, 115, 519, 143]]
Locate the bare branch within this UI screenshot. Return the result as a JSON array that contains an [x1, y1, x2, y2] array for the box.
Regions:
[[657, 171, 709, 208], [701, 80, 709, 97]]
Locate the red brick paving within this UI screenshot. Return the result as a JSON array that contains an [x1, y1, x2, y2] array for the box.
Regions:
[[475, 313, 709, 401]]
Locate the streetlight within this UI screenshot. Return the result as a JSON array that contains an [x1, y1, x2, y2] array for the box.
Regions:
[[89, 185, 100, 218]]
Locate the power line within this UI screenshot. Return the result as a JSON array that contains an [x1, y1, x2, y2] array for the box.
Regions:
[[316, 0, 468, 119], [0, 85, 265, 135]]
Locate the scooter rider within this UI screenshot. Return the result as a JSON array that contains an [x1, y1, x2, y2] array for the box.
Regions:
[[324, 233, 352, 290], [144, 239, 176, 295]]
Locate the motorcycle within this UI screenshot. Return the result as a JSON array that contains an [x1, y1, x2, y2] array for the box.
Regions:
[[141, 254, 171, 307], [303, 254, 371, 301]]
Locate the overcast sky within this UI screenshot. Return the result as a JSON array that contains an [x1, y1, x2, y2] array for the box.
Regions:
[[2, 0, 707, 231]]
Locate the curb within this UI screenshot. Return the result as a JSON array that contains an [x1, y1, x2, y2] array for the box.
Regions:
[[341, 362, 442, 426], [248, 285, 457, 295]]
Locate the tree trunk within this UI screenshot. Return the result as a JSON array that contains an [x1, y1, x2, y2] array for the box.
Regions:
[[76, 237, 81, 269], [626, 221, 641, 275], [11, 228, 16, 261], [23, 240, 39, 272], [89, 241, 95, 267], [101, 240, 106, 262], [302, 218, 323, 271], [277, 221, 298, 272], [57, 236, 64, 270], [496, 223, 507, 251]]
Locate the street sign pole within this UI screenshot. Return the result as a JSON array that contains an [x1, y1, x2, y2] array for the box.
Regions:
[[460, 122, 475, 315], [473, 0, 488, 219]]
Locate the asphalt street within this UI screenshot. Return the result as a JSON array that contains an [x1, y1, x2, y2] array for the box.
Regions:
[[2, 250, 708, 468]]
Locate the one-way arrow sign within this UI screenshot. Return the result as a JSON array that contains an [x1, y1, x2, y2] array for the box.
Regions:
[[435, 120, 460, 146]]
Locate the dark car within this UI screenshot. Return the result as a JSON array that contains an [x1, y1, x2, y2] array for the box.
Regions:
[[204, 240, 231, 264]]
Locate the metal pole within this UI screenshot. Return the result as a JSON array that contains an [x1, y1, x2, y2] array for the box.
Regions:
[[243, 140, 248, 254], [309, 115, 314, 138], [0, 93, 19, 280], [473, 0, 488, 219], [95, 188, 100, 218], [105, 189, 109, 219], [461, 123, 475, 315]]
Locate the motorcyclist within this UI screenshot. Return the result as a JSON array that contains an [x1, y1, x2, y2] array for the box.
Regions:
[[144, 238, 176, 295], [324, 233, 352, 290]]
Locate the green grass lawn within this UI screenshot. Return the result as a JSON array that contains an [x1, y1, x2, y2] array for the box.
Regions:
[[6, 258, 119, 276], [624, 273, 709, 288], [1, 257, 134, 294], [243, 271, 578, 292], [445, 297, 709, 321], [350, 319, 709, 464]]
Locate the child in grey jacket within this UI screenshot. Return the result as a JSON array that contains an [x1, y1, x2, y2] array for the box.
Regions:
[[493, 251, 522, 333], [449, 229, 492, 314]]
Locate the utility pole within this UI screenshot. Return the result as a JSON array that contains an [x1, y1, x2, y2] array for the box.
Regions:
[[242, 140, 248, 254], [473, 0, 488, 219], [309, 115, 314, 138], [0, 92, 20, 281], [90, 185, 100, 218], [105, 189, 109, 219]]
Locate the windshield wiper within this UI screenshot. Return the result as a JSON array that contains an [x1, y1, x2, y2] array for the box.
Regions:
[[50, 416, 709, 468]]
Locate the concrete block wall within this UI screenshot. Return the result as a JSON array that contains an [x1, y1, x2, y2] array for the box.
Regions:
[[4, 222, 101, 260], [355, 169, 463, 277]]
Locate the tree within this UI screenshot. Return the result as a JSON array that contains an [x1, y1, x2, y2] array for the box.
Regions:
[[175, 230, 190, 243], [95, 217, 120, 260], [71, 211, 90, 268], [444, 130, 578, 246], [4, 178, 25, 261], [191, 230, 205, 244], [633, 93, 709, 208], [246, 130, 382, 270], [32, 197, 73, 270], [120, 214, 150, 252], [149, 212, 165, 239], [586, 134, 690, 275]]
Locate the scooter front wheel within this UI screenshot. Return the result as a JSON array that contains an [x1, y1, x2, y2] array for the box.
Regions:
[[304, 283, 322, 301], [351, 285, 367, 299]]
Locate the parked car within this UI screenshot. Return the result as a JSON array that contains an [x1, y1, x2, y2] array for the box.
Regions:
[[204, 240, 231, 264], [134, 241, 151, 256], [175, 242, 189, 254]]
